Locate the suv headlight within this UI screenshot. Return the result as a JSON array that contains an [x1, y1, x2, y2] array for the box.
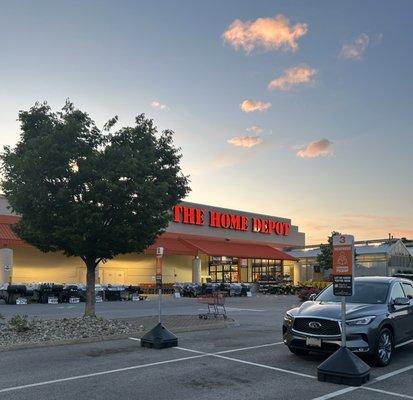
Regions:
[[346, 316, 376, 326], [284, 312, 294, 326]]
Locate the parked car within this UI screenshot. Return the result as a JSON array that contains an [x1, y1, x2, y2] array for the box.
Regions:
[[283, 276, 413, 366]]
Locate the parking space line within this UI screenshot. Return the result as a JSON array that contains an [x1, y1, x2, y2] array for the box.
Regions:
[[395, 339, 413, 349], [0, 354, 208, 394], [175, 345, 316, 379], [311, 364, 413, 400], [373, 365, 413, 381], [215, 342, 284, 354], [129, 337, 284, 354], [362, 387, 413, 399], [311, 387, 358, 400], [212, 353, 317, 378]]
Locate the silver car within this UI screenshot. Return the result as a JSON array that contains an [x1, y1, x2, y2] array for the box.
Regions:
[[283, 276, 413, 366]]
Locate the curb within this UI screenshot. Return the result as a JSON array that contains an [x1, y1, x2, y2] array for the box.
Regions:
[[0, 319, 235, 352]]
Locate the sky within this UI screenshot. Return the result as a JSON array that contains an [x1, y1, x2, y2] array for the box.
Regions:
[[0, 0, 412, 244]]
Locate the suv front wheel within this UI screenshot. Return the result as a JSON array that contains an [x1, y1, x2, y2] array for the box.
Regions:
[[372, 328, 394, 367]]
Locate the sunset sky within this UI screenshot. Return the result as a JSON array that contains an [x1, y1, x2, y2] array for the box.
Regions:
[[0, 0, 412, 244]]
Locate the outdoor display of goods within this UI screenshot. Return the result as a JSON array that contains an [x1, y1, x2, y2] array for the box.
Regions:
[[0, 284, 27, 304], [37, 284, 64, 304], [197, 292, 227, 319], [1, 281, 253, 304], [173, 282, 252, 298], [61, 284, 86, 303]]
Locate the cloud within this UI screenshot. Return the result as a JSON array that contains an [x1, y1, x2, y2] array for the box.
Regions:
[[240, 99, 271, 113], [222, 14, 308, 54], [339, 33, 370, 60], [227, 135, 263, 148], [296, 139, 333, 158], [268, 64, 316, 91], [246, 125, 263, 134], [150, 100, 169, 111]]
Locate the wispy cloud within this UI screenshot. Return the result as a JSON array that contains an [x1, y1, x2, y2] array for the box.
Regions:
[[339, 33, 371, 60], [240, 99, 271, 113], [222, 14, 308, 54], [246, 125, 263, 134], [227, 135, 263, 148], [268, 64, 316, 91], [296, 139, 333, 158], [150, 100, 169, 111]]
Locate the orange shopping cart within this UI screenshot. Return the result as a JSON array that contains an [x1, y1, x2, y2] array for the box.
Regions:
[[197, 291, 227, 319]]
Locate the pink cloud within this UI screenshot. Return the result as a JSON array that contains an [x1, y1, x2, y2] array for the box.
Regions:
[[240, 99, 271, 113], [222, 14, 308, 54], [227, 136, 263, 148], [268, 64, 316, 91], [296, 139, 333, 158]]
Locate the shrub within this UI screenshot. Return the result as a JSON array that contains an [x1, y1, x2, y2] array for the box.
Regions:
[[8, 315, 30, 332], [301, 280, 331, 290], [297, 287, 320, 302]]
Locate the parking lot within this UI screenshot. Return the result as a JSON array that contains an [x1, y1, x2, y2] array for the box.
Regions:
[[0, 296, 413, 400]]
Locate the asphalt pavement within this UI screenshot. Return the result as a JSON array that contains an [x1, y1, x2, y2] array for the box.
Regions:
[[0, 296, 413, 400]]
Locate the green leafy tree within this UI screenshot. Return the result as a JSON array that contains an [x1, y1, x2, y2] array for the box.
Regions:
[[1, 101, 190, 316], [316, 231, 341, 273]]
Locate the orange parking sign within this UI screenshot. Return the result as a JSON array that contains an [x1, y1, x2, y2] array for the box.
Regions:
[[333, 245, 353, 276]]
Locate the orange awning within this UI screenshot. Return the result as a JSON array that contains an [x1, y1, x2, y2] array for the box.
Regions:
[[179, 238, 298, 261], [0, 223, 26, 247], [145, 237, 198, 256]]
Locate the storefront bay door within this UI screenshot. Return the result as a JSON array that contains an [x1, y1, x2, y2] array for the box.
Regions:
[[103, 270, 125, 284]]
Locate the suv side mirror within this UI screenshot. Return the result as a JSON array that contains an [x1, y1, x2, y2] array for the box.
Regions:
[[309, 293, 317, 301], [393, 297, 410, 306]]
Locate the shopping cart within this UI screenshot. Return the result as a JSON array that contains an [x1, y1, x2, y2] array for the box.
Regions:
[[197, 292, 227, 319]]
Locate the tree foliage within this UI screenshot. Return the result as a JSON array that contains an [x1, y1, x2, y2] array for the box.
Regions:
[[1, 101, 190, 315], [316, 231, 341, 272]]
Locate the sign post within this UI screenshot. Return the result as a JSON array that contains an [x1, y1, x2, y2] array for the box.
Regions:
[[156, 247, 164, 323], [140, 246, 178, 349], [317, 234, 370, 386], [332, 234, 354, 348]]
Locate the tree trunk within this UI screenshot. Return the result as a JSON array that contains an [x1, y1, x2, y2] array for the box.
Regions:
[[84, 258, 97, 317]]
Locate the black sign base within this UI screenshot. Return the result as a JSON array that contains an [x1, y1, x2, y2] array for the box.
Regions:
[[140, 323, 178, 349], [317, 347, 370, 386]]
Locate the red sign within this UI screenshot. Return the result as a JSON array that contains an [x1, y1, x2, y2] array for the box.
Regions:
[[172, 205, 290, 237], [333, 246, 353, 275]]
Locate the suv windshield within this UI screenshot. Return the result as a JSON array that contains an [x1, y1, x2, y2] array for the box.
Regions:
[[316, 281, 390, 304]]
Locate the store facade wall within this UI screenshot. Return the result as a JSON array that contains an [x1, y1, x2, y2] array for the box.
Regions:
[[0, 197, 304, 285]]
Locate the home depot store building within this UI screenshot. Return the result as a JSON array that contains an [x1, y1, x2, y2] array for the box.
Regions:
[[0, 198, 305, 285]]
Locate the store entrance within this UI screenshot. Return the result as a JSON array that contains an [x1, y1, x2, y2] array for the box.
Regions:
[[208, 256, 239, 283]]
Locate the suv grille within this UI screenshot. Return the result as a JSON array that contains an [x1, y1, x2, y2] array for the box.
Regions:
[[293, 318, 340, 336]]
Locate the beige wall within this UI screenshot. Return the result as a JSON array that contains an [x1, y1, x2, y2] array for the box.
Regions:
[[10, 246, 194, 285], [12, 247, 84, 284], [11, 246, 295, 285], [100, 253, 193, 285]]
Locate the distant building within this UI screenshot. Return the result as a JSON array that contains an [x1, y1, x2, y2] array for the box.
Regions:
[[287, 239, 413, 282]]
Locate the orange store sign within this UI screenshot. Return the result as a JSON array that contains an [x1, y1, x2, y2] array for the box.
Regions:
[[332, 235, 354, 276], [172, 205, 290, 236]]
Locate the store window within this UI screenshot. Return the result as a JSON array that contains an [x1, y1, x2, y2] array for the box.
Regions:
[[208, 256, 239, 283], [251, 259, 283, 282]]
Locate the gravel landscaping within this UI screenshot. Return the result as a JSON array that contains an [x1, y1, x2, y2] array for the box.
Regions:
[[0, 314, 232, 349]]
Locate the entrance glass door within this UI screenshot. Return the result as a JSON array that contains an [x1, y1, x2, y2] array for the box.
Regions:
[[208, 257, 239, 283]]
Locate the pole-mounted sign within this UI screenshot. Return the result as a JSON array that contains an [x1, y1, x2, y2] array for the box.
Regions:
[[332, 235, 354, 297], [155, 246, 164, 290], [317, 233, 370, 386]]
